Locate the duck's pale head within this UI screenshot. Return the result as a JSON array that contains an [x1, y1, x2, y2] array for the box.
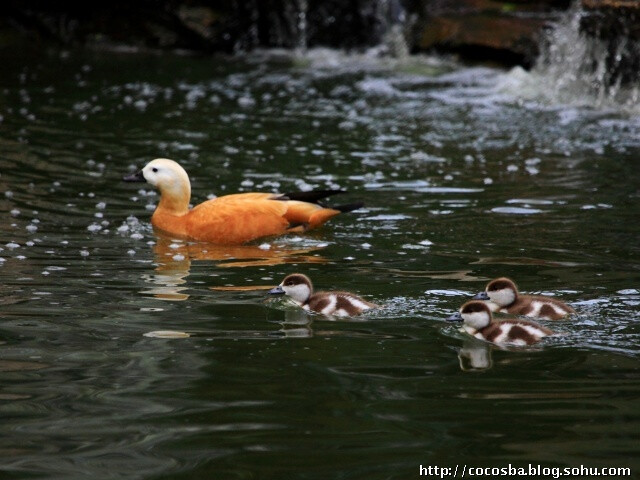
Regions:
[[269, 273, 313, 304], [484, 277, 518, 307], [448, 300, 493, 330], [124, 158, 191, 214]]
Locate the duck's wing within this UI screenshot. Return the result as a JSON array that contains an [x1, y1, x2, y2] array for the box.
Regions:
[[186, 193, 290, 244], [186, 192, 359, 244]]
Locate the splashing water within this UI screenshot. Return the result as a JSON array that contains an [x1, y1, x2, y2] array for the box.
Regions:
[[499, 2, 640, 113]]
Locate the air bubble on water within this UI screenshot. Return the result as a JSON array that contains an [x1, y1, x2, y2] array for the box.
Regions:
[[5, 191, 13, 198], [483, 178, 493, 185], [223, 146, 239, 155], [127, 249, 136, 256], [134, 100, 147, 111], [117, 225, 129, 233], [338, 121, 356, 130], [506, 164, 518, 172], [88, 192, 95, 198], [172, 254, 185, 261], [80, 249, 90, 257], [145, 204, 155, 211], [361, 243, 372, 249], [10, 209, 20, 216], [130, 233, 144, 240], [618, 289, 639, 295], [16, 255, 26, 260], [46, 266, 66, 271], [26, 241, 34, 246], [87, 223, 102, 232], [258, 243, 271, 250], [94, 212, 103, 218], [169, 243, 181, 249], [6, 242, 19, 249], [96, 202, 106, 210], [241, 179, 254, 187], [26, 224, 38, 232], [237, 96, 256, 108]]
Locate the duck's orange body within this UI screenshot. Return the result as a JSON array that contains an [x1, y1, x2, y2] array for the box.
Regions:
[[124, 159, 357, 244]]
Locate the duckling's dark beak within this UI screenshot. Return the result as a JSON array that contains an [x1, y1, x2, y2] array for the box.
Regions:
[[472, 291, 490, 300], [447, 311, 463, 322], [123, 170, 146, 182], [268, 286, 285, 295]]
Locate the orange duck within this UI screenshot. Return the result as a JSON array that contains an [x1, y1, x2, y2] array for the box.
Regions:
[[123, 158, 362, 244]]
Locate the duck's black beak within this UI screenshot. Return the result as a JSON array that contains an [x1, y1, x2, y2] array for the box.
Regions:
[[472, 291, 490, 300], [446, 311, 463, 323], [268, 286, 285, 295], [123, 170, 146, 182]]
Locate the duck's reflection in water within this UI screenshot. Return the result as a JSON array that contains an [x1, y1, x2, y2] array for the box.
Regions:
[[141, 234, 328, 301], [458, 339, 493, 371], [278, 309, 313, 338]]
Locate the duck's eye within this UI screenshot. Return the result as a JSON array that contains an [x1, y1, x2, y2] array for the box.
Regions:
[[152, 167, 158, 173]]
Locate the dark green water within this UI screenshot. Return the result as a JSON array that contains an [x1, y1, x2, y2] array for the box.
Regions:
[[1, 47, 639, 479]]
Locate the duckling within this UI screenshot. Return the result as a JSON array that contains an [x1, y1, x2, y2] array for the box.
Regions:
[[268, 273, 379, 317], [447, 300, 553, 346], [472, 277, 575, 320], [123, 158, 362, 244]]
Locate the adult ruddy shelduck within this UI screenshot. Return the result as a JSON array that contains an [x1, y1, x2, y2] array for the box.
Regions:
[[123, 158, 362, 244]]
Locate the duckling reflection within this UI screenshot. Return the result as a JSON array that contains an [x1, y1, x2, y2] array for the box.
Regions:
[[141, 234, 328, 301], [458, 339, 493, 371], [278, 309, 313, 339]]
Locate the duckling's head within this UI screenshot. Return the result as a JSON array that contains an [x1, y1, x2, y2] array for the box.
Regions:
[[447, 300, 493, 330], [124, 158, 191, 214], [268, 273, 313, 303], [479, 277, 518, 307]]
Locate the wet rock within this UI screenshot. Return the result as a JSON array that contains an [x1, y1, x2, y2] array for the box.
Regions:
[[415, 1, 569, 67], [580, 0, 640, 85]]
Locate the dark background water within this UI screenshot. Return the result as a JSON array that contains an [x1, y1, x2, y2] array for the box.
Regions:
[[0, 47, 639, 479]]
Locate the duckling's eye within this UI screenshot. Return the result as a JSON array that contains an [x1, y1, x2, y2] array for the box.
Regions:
[[152, 167, 158, 173]]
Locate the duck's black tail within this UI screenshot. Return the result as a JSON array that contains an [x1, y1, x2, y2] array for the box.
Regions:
[[332, 202, 364, 213], [278, 189, 363, 212], [280, 189, 346, 204]]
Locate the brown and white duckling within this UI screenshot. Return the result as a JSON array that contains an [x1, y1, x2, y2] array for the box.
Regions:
[[473, 277, 575, 320], [447, 300, 553, 346], [268, 273, 379, 317]]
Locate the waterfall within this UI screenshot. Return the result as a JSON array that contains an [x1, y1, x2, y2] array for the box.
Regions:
[[501, 2, 640, 112], [294, 0, 308, 53]]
